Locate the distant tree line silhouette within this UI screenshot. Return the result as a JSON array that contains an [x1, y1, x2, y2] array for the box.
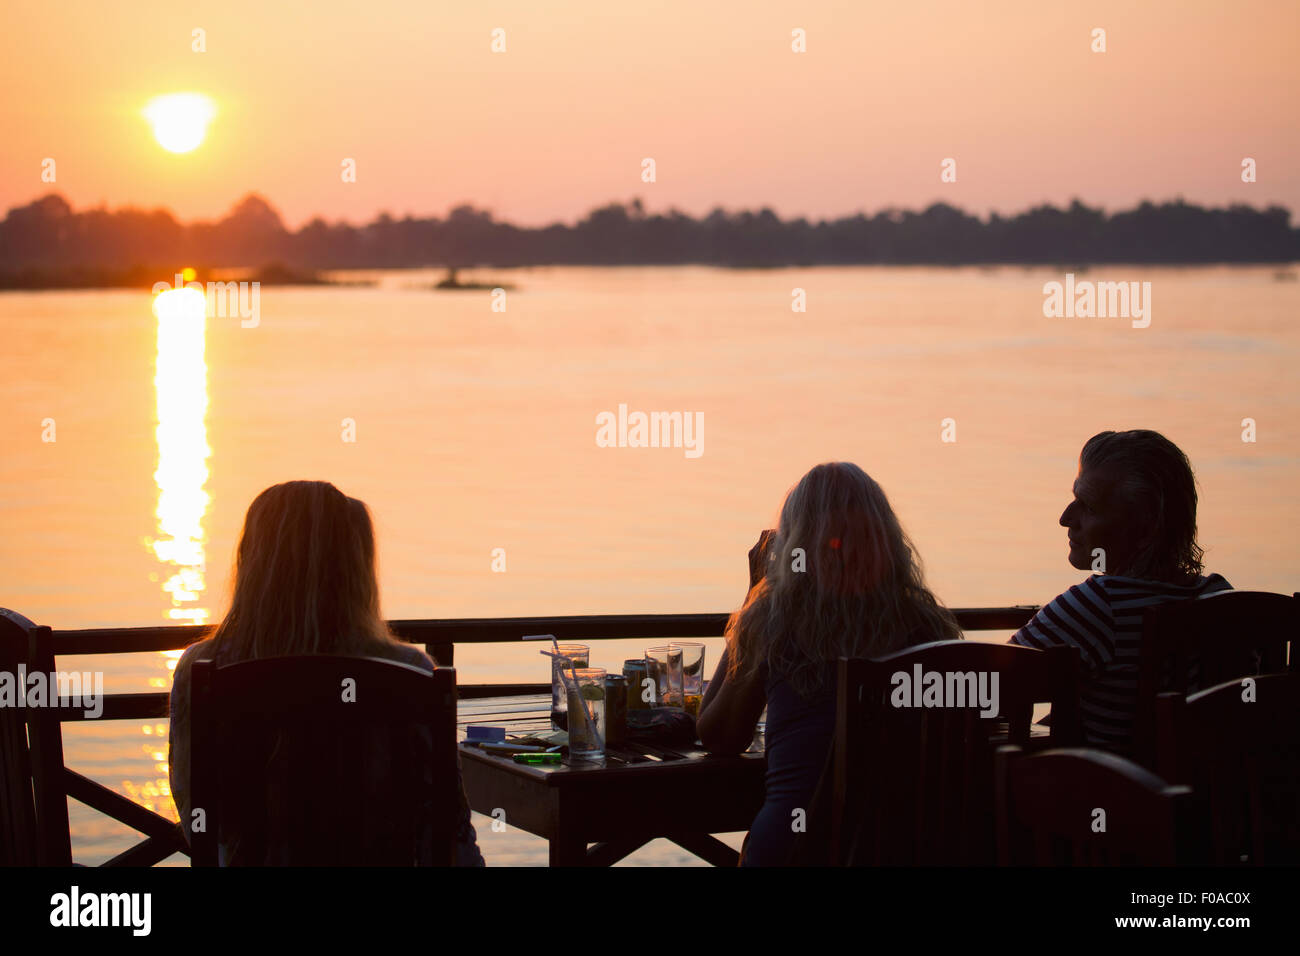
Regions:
[[1, 192, 1296, 274]]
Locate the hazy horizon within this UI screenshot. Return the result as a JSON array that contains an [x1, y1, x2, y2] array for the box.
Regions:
[[13, 188, 1298, 232]]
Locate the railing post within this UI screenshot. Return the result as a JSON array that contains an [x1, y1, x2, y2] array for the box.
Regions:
[[25, 621, 73, 865]]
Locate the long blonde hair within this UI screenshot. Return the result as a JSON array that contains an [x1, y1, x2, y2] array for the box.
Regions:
[[728, 462, 960, 698], [209, 480, 401, 661]]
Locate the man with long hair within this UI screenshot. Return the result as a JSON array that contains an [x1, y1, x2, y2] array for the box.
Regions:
[[1011, 430, 1231, 753]]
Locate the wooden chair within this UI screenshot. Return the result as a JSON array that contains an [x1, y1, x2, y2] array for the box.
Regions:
[[995, 745, 1191, 865], [0, 610, 39, 865], [1135, 590, 1297, 769], [189, 654, 458, 866], [1155, 671, 1300, 864], [828, 640, 1081, 866]]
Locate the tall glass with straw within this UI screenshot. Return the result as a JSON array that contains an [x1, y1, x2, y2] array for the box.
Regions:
[[540, 639, 605, 762]]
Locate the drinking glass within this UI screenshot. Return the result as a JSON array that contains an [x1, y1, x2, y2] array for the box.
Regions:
[[566, 667, 607, 762], [670, 642, 706, 717], [646, 645, 683, 708], [623, 659, 654, 711], [551, 643, 590, 730]]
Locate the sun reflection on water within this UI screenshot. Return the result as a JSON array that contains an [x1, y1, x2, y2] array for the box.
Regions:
[[129, 286, 211, 821]]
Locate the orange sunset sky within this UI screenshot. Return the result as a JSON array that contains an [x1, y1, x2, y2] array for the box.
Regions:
[[3, 0, 1298, 228]]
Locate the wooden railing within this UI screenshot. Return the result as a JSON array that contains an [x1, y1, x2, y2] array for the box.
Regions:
[[0, 605, 1037, 867]]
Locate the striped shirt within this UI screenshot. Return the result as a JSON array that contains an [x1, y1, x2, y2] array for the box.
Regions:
[[1011, 572, 1232, 753]]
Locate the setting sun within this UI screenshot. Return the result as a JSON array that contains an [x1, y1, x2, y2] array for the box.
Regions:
[[143, 93, 215, 154]]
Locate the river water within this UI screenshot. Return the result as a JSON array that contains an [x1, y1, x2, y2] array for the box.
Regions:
[[2, 265, 1296, 864]]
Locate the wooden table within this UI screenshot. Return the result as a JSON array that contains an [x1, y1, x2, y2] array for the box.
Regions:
[[458, 694, 766, 866]]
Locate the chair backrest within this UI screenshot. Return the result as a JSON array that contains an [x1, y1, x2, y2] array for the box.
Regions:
[[830, 640, 1080, 865], [189, 654, 458, 866], [995, 745, 1191, 865], [1135, 590, 1297, 768], [1155, 671, 1300, 865]]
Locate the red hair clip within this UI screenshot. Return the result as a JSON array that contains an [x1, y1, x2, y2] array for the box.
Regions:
[[828, 538, 841, 550]]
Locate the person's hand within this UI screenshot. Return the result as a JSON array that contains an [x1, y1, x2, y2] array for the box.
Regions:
[[747, 529, 777, 588]]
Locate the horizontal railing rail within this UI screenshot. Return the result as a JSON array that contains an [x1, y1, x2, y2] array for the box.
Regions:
[[1, 606, 1039, 867], [40, 607, 1040, 657]]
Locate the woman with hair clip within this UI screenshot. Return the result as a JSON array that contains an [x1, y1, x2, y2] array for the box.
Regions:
[[698, 462, 960, 866], [168, 480, 483, 865]]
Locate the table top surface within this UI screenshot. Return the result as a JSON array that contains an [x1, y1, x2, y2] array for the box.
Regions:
[[457, 693, 765, 782], [456, 692, 1050, 782]]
